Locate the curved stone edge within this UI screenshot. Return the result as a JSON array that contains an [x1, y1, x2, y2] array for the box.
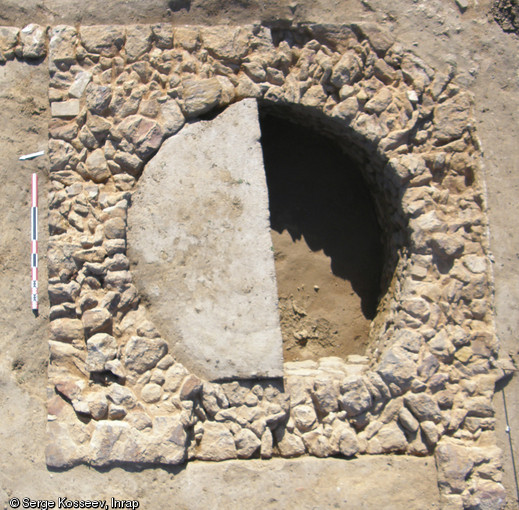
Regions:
[[43, 22, 505, 508]]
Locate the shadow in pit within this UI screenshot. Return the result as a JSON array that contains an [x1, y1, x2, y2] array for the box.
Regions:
[[259, 110, 383, 320]]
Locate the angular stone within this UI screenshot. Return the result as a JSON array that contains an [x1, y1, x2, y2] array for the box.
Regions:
[[82, 308, 112, 336], [179, 375, 202, 400], [80, 25, 125, 57], [331, 421, 359, 457], [364, 87, 392, 114], [113, 151, 142, 175], [86, 84, 112, 115], [201, 26, 250, 62], [128, 99, 283, 380], [430, 234, 464, 259], [331, 96, 359, 122], [104, 271, 132, 292], [330, 51, 362, 88], [398, 406, 419, 432], [260, 428, 273, 459], [463, 255, 487, 274], [160, 99, 185, 136], [376, 422, 407, 453], [85, 149, 110, 183], [0, 27, 19, 57], [50, 25, 77, 65], [49, 119, 78, 142], [123, 335, 168, 373], [404, 392, 442, 423], [292, 405, 317, 433], [51, 100, 80, 118], [87, 114, 112, 136], [235, 428, 261, 458], [352, 23, 394, 55], [48, 281, 80, 305], [86, 333, 117, 372], [433, 93, 471, 144], [202, 382, 230, 417], [340, 376, 372, 416], [125, 25, 152, 62], [421, 420, 440, 446], [275, 429, 306, 458], [377, 347, 416, 394], [374, 58, 397, 84], [50, 318, 84, 343], [312, 376, 339, 415], [303, 430, 333, 458], [86, 392, 109, 420], [69, 71, 92, 98], [152, 23, 173, 49], [118, 114, 164, 158], [20, 24, 46, 59], [429, 330, 455, 360], [106, 384, 136, 408], [180, 78, 222, 117], [435, 440, 474, 494], [197, 422, 237, 461], [104, 217, 126, 239]]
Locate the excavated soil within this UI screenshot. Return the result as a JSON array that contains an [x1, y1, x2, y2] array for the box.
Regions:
[[260, 113, 383, 361]]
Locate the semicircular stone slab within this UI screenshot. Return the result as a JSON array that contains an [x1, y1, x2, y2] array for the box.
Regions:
[[128, 99, 283, 381]]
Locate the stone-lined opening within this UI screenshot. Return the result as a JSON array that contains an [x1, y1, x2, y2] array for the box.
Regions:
[[38, 22, 506, 507], [259, 108, 383, 361]]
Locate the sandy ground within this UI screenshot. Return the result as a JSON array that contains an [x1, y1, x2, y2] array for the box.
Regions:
[[0, 0, 518, 508]]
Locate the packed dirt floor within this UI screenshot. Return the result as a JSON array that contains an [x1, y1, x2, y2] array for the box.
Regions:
[[1, 0, 519, 508]]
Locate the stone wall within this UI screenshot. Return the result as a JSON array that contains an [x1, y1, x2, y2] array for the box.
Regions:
[[0, 21, 507, 508]]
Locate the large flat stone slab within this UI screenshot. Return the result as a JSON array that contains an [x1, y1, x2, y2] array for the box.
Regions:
[[170, 457, 441, 509], [128, 99, 283, 380]]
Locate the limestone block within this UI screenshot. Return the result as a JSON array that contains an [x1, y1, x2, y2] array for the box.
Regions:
[[312, 376, 340, 415], [127, 99, 283, 380], [50, 25, 77, 65], [51, 100, 80, 118], [123, 336, 168, 374], [433, 93, 471, 144], [125, 25, 152, 62], [69, 71, 92, 98], [292, 405, 317, 432], [20, 24, 46, 59], [117, 114, 164, 158], [86, 333, 117, 372], [339, 376, 372, 416], [404, 392, 442, 423], [201, 26, 250, 62], [180, 78, 222, 117], [80, 25, 125, 57], [330, 51, 362, 88], [85, 149, 110, 183], [235, 428, 261, 458], [50, 318, 84, 343], [86, 84, 112, 115], [352, 23, 394, 55], [0, 27, 19, 57], [197, 422, 237, 461], [275, 429, 306, 458]]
